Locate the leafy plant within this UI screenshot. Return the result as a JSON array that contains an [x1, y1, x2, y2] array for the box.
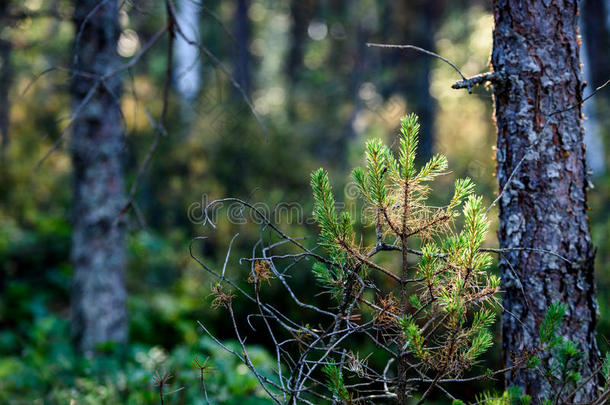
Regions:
[[322, 364, 351, 402], [194, 113, 505, 403], [311, 114, 499, 391], [527, 302, 600, 404]]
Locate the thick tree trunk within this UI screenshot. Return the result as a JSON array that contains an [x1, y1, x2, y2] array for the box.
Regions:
[[492, 0, 599, 401], [70, 0, 127, 354]]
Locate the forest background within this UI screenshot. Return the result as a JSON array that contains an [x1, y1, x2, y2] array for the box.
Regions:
[[2, 0, 610, 403]]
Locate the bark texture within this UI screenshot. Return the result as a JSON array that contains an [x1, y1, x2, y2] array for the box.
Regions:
[[70, 0, 127, 354], [491, 0, 599, 401]]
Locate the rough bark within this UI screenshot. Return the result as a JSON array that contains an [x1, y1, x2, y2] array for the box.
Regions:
[[491, 0, 599, 401], [70, 0, 127, 354]]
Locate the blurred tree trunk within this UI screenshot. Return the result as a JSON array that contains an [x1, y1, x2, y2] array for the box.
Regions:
[[285, 0, 316, 120], [582, 0, 610, 106], [379, 1, 441, 161], [581, 0, 609, 175], [174, 0, 201, 101], [286, 0, 316, 83], [492, 0, 599, 401], [414, 1, 437, 161], [346, 21, 367, 140], [234, 0, 250, 93], [0, 1, 11, 158], [70, 0, 127, 354]]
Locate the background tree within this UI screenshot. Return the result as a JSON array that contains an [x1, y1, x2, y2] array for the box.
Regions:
[[377, 0, 443, 161], [234, 0, 251, 93], [174, 0, 201, 101], [491, 0, 600, 400], [70, 0, 127, 354], [581, 0, 610, 175], [0, 0, 12, 159]]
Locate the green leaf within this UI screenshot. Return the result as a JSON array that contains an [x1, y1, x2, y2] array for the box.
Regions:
[[384, 147, 400, 180], [322, 363, 350, 401], [352, 167, 369, 200], [311, 169, 340, 243], [416, 154, 448, 182], [400, 317, 426, 360], [364, 139, 388, 205], [539, 302, 567, 345], [399, 113, 420, 180], [466, 330, 493, 362], [448, 177, 475, 214], [471, 309, 496, 332], [527, 355, 541, 369], [602, 352, 610, 382]]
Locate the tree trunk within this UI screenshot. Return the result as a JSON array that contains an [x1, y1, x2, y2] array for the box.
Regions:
[[234, 0, 250, 94], [70, 0, 127, 355], [285, 0, 316, 121], [286, 0, 316, 83], [0, 0, 11, 158], [581, 0, 610, 175], [414, 0, 438, 162], [491, 0, 599, 401], [378, 0, 441, 161], [174, 0, 201, 101]]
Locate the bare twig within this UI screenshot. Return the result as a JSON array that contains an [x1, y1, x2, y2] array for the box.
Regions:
[[367, 42, 467, 86]]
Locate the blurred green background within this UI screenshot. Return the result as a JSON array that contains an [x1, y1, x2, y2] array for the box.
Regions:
[[1, 0, 609, 403]]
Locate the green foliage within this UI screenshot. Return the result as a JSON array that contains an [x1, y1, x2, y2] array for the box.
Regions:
[[0, 314, 277, 404], [311, 168, 351, 261], [602, 352, 610, 384], [312, 262, 343, 298], [399, 113, 420, 180], [527, 355, 541, 369], [10, 1, 610, 403], [322, 363, 350, 402], [364, 138, 389, 205], [465, 330, 494, 363], [399, 317, 427, 361], [525, 302, 609, 404], [311, 113, 499, 380], [539, 302, 567, 346], [470, 386, 531, 405]]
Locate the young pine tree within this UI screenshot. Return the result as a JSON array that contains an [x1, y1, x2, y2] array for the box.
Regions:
[[197, 113, 511, 403], [310, 113, 500, 402]]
